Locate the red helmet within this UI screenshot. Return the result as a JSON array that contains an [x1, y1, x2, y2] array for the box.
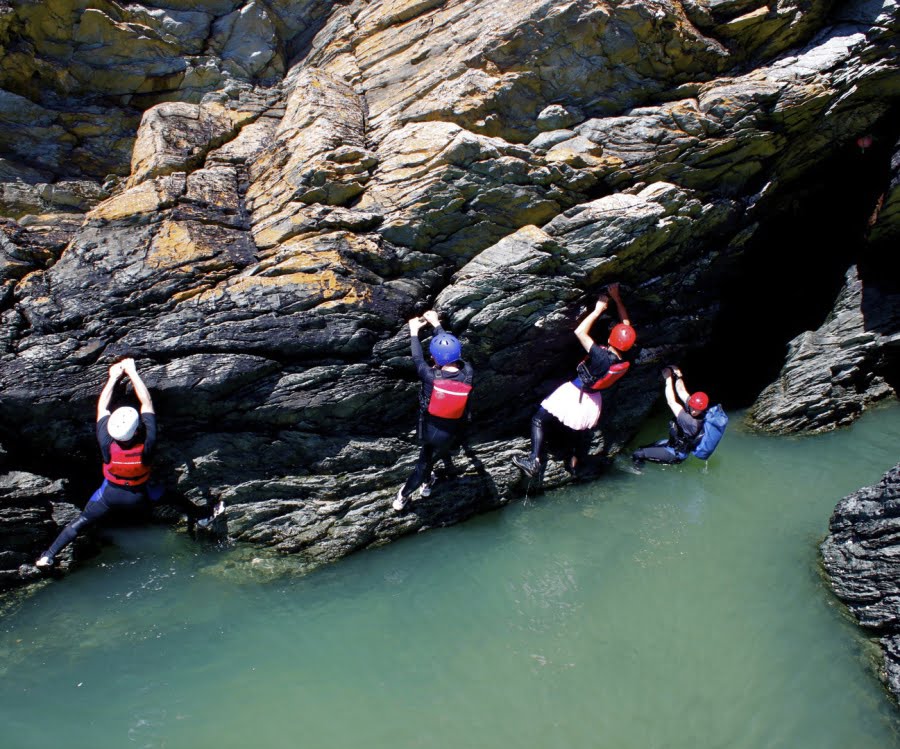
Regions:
[[688, 392, 709, 412], [608, 324, 636, 351]]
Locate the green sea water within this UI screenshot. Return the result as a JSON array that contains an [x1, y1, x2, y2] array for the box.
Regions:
[[2, 405, 900, 749]]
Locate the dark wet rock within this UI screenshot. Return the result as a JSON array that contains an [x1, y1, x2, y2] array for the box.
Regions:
[[822, 464, 900, 702], [0, 470, 77, 590], [0, 0, 898, 585], [749, 266, 899, 434], [869, 137, 900, 247]]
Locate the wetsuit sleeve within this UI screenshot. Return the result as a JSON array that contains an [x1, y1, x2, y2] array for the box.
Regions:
[[411, 330, 435, 384], [141, 413, 158, 464], [463, 361, 474, 421], [97, 416, 113, 463]]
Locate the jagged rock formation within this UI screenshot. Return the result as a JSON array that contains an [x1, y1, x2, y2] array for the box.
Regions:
[[0, 464, 75, 589], [822, 465, 900, 702], [749, 265, 899, 433], [1, 0, 899, 583]]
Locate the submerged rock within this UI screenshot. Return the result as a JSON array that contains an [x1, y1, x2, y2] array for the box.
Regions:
[[822, 464, 900, 702]]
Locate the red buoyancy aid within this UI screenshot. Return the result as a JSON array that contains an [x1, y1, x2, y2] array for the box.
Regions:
[[577, 360, 630, 392], [102, 442, 151, 487], [427, 378, 472, 420]]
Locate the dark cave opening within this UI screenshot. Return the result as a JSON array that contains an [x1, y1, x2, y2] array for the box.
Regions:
[[683, 119, 899, 410]]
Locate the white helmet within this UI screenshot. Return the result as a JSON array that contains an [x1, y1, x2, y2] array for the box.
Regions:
[[108, 407, 140, 441]]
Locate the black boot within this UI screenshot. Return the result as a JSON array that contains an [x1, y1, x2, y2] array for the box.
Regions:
[[512, 455, 541, 478]]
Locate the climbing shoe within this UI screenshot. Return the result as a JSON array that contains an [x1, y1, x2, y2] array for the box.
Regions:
[[35, 554, 54, 569], [512, 455, 540, 478], [420, 473, 437, 498], [392, 488, 409, 512]]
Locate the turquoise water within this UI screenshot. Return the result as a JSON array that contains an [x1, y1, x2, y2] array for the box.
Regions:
[[2, 405, 900, 749]]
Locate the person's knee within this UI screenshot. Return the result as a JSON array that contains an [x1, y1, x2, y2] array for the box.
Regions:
[[70, 514, 94, 532]]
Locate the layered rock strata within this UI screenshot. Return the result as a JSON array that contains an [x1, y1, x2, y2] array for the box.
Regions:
[[749, 265, 899, 433], [0, 0, 898, 582], [822, 465, 900, 702], [0, 466, 76, 590]]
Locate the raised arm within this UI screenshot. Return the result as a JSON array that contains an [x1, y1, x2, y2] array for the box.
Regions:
[[408, 316, 431, 379], [97, 362, 125, 421], [607, 282, 630, 326], [121, 358, 155, 414], [422, 309, 441, 329], [671, 366, 690, 403], [574, 296, 609, 353], [662, 368, 685, 418]]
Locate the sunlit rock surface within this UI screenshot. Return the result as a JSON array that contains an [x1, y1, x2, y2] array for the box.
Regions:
[[0, 0, 898, 580], [749, 265, 899, 433]]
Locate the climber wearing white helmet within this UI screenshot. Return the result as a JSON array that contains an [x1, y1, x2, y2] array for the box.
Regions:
[[35, 358, 223, 570]]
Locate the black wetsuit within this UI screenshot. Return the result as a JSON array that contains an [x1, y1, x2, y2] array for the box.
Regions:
[[633, 409, 704, 465], [400, 327, 473, 498], [42, 413, 202, 560]]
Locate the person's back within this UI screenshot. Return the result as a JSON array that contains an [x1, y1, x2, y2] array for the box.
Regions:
[[394, 311, 472, 512]]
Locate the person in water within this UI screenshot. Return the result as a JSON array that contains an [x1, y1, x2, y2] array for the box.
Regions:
[[631, 365, 708, 467], [35, 358, 224, 568], [513, 282, 634, 479], [393, 310, 474, 513]]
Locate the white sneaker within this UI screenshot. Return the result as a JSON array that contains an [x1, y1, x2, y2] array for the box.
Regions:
[[420, 473, 437, 498], [392, 488, 408, 512], [35, 555, 54, 568]]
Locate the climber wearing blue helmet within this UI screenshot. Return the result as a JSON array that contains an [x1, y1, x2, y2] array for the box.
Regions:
[[393, 310, 474, 512]]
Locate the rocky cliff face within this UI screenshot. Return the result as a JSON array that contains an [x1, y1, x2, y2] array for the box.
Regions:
[[1, 0, 899, 586], [749, 263, 899, 433], [822, 465, 900, 702]]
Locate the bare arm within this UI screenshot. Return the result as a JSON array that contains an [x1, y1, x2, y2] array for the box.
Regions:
[[121, 358, 155, 414], [663, 373, 685, 418], [96, 362, 124, 421], [574, 296, 609, 353], [671, 366, 690, 402], [607, 282, 630, 326]]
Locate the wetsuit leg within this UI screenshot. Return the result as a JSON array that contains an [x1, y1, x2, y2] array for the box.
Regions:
[[402, 443, 436, 497], [632, 440, 684, 465], [402, 420, 456, 496], [529, 407, 556, 462], [567, 428, 592, 474], [43, 483, 113, 559]]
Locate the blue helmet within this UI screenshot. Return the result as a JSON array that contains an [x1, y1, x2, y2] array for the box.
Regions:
[[430, 332, 462, 366]]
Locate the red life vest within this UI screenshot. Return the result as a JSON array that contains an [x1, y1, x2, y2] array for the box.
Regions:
[[427, 377, 472, 420], [102, 442, 151, 487], [576, 360, 630, 391]]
